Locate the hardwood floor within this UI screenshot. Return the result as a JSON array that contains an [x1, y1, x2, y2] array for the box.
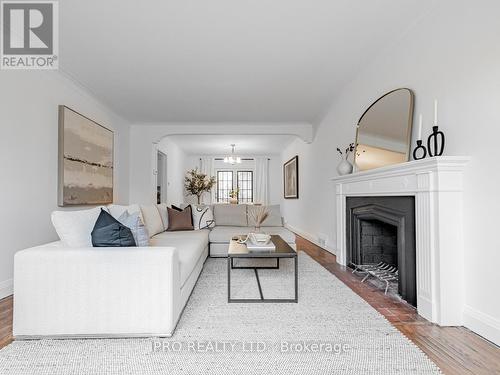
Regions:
[[0, 295, 13, 349], [0, 236, 499, 374], [296, 236, 500, 375]]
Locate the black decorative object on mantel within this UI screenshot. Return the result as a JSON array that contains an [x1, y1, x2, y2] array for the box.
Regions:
[[427, 126, 445, 157], [412, 140, 427, 160], [412, 126, 446, 160], [412, 98, 446, 161]]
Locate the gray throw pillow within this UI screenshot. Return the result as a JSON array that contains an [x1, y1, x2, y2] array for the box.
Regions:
[[118, 211, 150, 247], [91, 209, 136, 247]]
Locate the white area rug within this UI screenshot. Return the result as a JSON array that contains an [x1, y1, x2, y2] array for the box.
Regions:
[[0, 253, 441, 374]]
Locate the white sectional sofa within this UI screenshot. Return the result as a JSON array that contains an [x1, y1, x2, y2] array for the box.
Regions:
[[13, 203, 294, 339], [209, 204, 296, 257]]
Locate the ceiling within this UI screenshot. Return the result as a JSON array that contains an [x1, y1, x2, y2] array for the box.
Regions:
[[60, 0, 433, 123], [166, 134, 295, 155]]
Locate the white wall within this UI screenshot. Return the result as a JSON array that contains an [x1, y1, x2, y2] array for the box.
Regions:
[[281, 0, 500, 345], [281, 138, 337, 253], [157, 138, 187, 206], [0, 70, 130, 299], [185, 155, 201, 172], [268, 157, 283, 205], [129, 130, 188, 205]]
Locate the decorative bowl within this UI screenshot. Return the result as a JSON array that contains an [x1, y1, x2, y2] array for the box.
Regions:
[[248, 233, 271, 245]]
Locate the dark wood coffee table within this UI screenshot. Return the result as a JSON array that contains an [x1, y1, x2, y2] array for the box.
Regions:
[[227, 235, 298, 303]]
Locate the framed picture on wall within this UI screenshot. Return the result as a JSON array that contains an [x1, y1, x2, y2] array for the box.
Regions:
[[283, 155, 299, 199], [58, 105, 114, 206]]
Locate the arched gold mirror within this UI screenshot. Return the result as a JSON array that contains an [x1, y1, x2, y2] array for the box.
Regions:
[[354, 88, 414, 171]]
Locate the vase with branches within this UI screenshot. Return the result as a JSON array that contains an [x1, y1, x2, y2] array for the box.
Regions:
[[336, 143, 355, 175], [247, 206, 269, 232], [184, 168, 216, 205]]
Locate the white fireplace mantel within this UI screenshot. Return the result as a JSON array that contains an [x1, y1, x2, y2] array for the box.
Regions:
[[332, 156, 470, 326]]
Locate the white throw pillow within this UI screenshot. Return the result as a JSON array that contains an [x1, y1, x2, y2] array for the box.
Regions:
[[156, 203, 169, 230], [51, 206, 105, 247], [140, 205, 164, 237], [191, 204, 215, 230]]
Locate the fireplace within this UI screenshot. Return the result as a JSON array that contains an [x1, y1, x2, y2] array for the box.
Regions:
[[333, 158, 469, 325], [346, 196, 416, 306]]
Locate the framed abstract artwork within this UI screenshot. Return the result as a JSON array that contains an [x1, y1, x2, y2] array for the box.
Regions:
[[58, 105, 114, 206], [283, 155, 299, 199]]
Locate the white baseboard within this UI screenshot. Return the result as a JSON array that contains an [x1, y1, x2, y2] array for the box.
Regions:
[[463, 305, 500, 346], [285, 223, 336, 255], [0, 279, 13, 300]]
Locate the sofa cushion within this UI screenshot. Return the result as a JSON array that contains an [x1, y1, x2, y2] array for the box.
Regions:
[[209, 226, 247, 243], [91, 209, 136, 247], [209, 226, 295, 244], [150, 229, 209, 287], [51, 206, 106, 247], [247, 205, 283, 227], [140, 205, 164, 237], [213, 204, 247, 226]]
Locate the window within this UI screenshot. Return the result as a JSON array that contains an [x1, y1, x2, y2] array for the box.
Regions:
[[216, 171, 233, 203], [237, 171, 253, 203], [216, 170, 254, 203]]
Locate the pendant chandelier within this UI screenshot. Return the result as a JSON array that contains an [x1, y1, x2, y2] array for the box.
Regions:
[[223, 144, 242, 165]]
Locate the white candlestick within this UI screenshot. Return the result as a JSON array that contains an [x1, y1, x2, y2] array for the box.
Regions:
[[418, 114, 423, 140], [434, 100, 438, 125]]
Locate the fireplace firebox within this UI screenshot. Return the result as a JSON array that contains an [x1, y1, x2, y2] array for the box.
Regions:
[[346, 196, 416, 306]]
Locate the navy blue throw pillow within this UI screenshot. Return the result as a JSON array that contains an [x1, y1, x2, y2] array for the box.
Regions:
[[91, 209, 137, 247]]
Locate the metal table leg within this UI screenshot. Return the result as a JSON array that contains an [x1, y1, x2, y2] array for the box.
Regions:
[[294, 255, 298, 303], [231, 257, 280, 269], [228, 255, 298, 303], [227, 256, 231, 303]]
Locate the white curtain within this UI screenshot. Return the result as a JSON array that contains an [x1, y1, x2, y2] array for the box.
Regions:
[[255, 157, 269, 205], [200, 157, 215, 204]]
